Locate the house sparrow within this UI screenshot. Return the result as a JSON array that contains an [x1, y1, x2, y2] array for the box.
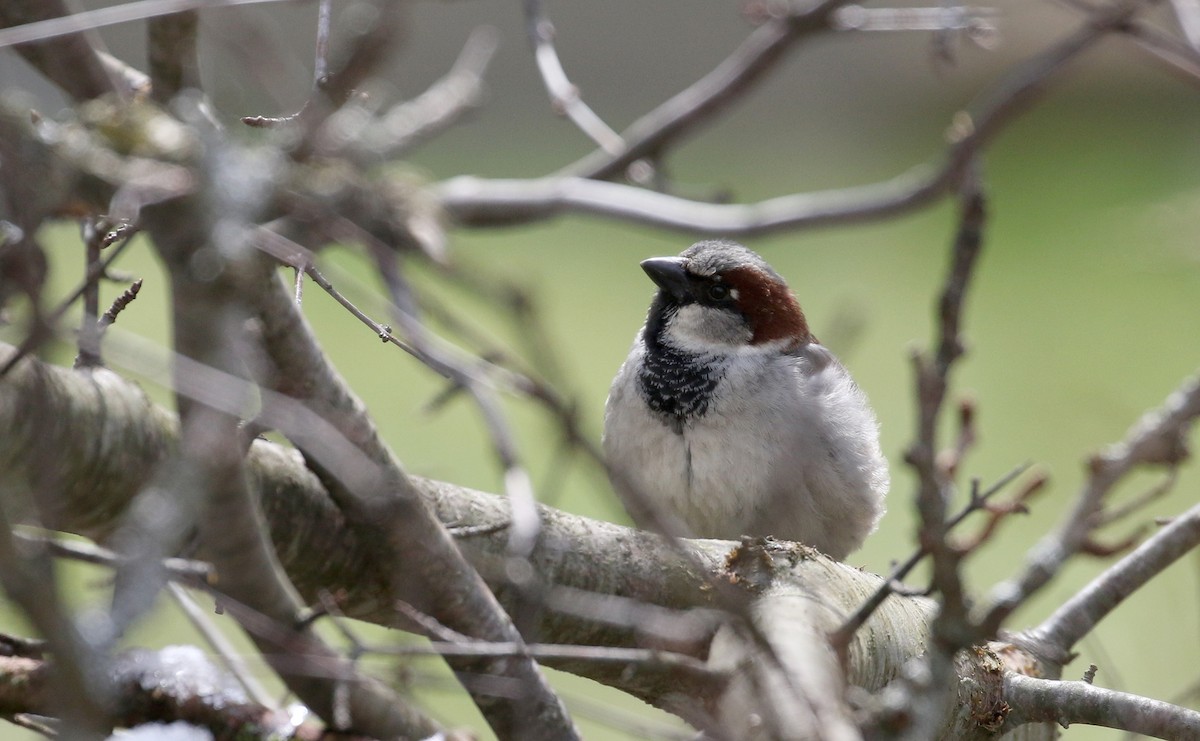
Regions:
[[603, 240, 888, 560]]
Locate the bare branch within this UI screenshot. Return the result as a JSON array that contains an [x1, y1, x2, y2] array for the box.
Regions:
[[97, 279, 144, 331], [440, 0, 1156, 234], [980, 369, 1200, 638], [0, 0, 120, 101], [147, 10, 200, 102], [313, 0, 332, 86], [13, 530, 212, 587], [135, 142, 445, 736], [246, 264, 581, 740], [562, 1, 849, 181], [523, 0, 624, 154], [319, 26, 499, 162], [0, 651, 336, 740], [1024, 500, 1200, 656], [831, 463, 1034, 650], [0, 0, 292, 49], [1005, 672, 1200, 739], [167, 584, 276, 709], [1172, 0, 1200, 49], [0, 512, 112, 737], [0, 228, 136, 378]]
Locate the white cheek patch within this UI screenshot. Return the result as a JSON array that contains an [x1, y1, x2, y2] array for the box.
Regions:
[[666, 304, 752, 352]]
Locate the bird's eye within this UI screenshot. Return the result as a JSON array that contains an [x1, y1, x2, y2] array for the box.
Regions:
[[707, 284, 731, 301]]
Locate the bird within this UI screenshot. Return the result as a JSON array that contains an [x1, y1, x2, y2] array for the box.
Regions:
[[602, 240, 888, 560]]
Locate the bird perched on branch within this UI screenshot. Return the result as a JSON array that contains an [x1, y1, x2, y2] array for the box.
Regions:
[[603, 240, 888, 560]]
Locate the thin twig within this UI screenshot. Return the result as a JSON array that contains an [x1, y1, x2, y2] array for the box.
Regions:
[[14, 531, 213, 586], [74, 217, 105, 368], [0, 231, 137, 377], [367, 637, 723, 685], [1094, 469, 1179, 527], [260, 226, 545, 576], [562, 1, 849, 181], [97, 279, 144, 331], [523, 0, 625, 155], [907, 163, 986, 617], [3, 713, 57, 738], [313, 0, 332, 87], [830, 461, 1032, 648], [167, 583, 276, 708], [316, 26, 499, 161]]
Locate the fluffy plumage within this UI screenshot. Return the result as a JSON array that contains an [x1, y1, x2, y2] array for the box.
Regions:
[[603, 240, 888, 560]]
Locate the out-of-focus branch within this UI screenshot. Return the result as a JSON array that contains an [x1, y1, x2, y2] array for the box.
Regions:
[[439, 0, 1156, 234], [1004, 672, 1200, 739], [314, 26, 499, 163], [247, 264, 580, 740], [0, 507, 112, 738], [523, 0, 624, 155], [0, 651, 341, 741], [0, 0, 120, 102], [0, 0, 290, 49], [0, 341, 944, 718], [562, 1, 849, 181], [14, 531, 212, 587], [1055, 0, 1200, 83], [167, 584, 276, 709], [147, 10, 200, 102], [125, 107, 444, 738], [1171, 0, 1200, 49]]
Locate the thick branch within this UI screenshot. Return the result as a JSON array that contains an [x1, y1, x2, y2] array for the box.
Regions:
[[0, 650, 355, 740], [249, 264, 580, 741], [0, 341, 939, 713], [138, 193, 442, 739]]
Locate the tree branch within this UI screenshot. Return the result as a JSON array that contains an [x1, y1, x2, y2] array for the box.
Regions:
[[438, 0, 1157, 235], [137, 178, 443, 738], [147, 10, 200, 103], [0, 340, 946, 721], [1004, 672, 1200, 739], [0, 0, 121, 102], [1023, 500, 1200, 657], [0, 651, 342, 740], [562, 1, 849, 181], [979, 369, 1200, 640]]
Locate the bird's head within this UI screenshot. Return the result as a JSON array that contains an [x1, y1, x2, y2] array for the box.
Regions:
[[641, 240, 812, 354]]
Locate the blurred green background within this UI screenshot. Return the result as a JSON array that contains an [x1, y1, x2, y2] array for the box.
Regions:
[[4, 1, 1200, 738]]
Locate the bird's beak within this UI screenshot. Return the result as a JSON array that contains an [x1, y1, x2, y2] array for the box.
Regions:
[[640, 257, 691, 301]]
